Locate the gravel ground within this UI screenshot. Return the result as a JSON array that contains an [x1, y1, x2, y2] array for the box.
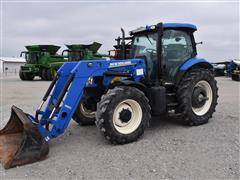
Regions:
[[0, 75, 239, 180]]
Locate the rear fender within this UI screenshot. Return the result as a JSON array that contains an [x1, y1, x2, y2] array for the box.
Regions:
[[175, 58, 213, 85], [179, 58, 212, 71]]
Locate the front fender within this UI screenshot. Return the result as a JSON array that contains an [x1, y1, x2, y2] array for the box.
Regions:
[[110, 80, 147, 94]]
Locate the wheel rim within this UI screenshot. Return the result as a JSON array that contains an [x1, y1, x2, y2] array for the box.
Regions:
[[113, 99, 142, 134], [80, 103, 95, 118], [52, 69, 57, 77], [192, 80, 213, 116]]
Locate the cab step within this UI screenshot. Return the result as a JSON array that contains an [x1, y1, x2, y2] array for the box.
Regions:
[[167, 102, 178, 106], [163, 82, 174, 86], [167, 93, 176, 96]]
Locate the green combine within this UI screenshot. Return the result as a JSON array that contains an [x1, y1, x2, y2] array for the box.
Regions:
[[50, 42, 106, 75], [19, 43, 106, 81], [19, 45, 65, 81]]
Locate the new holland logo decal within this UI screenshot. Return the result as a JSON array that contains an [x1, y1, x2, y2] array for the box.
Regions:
[[109, 61, 133, 68]]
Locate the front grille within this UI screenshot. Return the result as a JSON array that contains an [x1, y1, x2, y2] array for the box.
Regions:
[[21, 66, 31, 71]]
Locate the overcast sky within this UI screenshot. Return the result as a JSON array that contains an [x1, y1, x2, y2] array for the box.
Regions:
[[0, 0, 239, 62]]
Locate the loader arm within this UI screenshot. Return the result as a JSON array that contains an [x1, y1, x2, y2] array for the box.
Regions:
[[36, 59, 146, 141]]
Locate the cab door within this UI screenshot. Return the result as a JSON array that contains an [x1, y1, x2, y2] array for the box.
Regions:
[[161, 29, 194, 81]]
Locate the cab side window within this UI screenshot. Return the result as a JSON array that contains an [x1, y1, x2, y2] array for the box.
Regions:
[[131, 33, 158, 81], [162, 30, 194, 81]]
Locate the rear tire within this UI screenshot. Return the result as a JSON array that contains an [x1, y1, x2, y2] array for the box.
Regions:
[[46, 69, 53, 81], [96, 86, 151, 144], [51, 69, 58, 78], [41, 69, 47, 80], [177, 68, 218, 126], [73, 102, 96, 126]]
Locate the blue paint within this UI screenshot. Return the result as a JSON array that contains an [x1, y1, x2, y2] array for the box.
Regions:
[[180, 58, 209, 71]]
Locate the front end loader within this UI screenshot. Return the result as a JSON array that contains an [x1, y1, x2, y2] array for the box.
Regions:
[[0, 22, 218, 169], [0, 59, 145, 169]]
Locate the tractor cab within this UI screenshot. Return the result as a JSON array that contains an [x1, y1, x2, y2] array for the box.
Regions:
[[118, 23, 198, 83], [21, 51, 39, 64]]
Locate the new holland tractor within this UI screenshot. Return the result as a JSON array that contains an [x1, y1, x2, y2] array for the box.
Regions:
[[19, 45, 66, 81], [0, 23, 218, 169]]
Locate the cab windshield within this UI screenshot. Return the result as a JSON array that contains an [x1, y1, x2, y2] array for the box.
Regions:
[[25, 52, 39, 64], [131, 33, 158, 80], [68, 51, 83, 61]]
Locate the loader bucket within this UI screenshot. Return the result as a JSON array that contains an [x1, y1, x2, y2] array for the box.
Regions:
[[0, 106, 49, 169]]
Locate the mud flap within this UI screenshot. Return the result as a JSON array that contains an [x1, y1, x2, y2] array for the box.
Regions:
[[0, 106, 49, 169]]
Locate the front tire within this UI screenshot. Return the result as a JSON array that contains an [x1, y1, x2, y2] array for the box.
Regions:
[[177, 68, 218, 126], [96, 86, 151, 144], [19, 70, 26, 80], [24, 72, 34, 80], [73, 102, 96, 126]]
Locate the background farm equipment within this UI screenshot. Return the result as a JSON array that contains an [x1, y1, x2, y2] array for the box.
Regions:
[[19, 43, 107, 81], [108, 29, 132, 59], [0, 22, 218, 169], [50, 42, 107, 76], [212, 59, 240, 81], [212, 62, 227, 76], [231, 59, 240, 81], [19, 45, 65, 81]]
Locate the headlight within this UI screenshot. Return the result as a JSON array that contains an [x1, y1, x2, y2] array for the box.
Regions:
[[86, 76, 94, 86]]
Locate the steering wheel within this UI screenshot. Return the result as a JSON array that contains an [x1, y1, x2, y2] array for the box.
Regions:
[[145, 48, 157, 54]]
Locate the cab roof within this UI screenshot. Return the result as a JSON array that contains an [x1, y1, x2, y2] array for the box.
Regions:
[[162, 23, 197, 30], [130, 22, 197, 35]]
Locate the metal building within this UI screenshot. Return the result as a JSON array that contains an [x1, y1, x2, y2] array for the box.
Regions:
[[0, 57, 26, 73]]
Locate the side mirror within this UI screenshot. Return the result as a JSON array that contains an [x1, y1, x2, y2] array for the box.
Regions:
[[20, 51, 26, 57], [61, 49, 69, 56], [196, 41, 203, 45]]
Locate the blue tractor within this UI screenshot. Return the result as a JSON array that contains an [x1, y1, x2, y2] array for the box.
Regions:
[[0, 23, 218, 169]]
